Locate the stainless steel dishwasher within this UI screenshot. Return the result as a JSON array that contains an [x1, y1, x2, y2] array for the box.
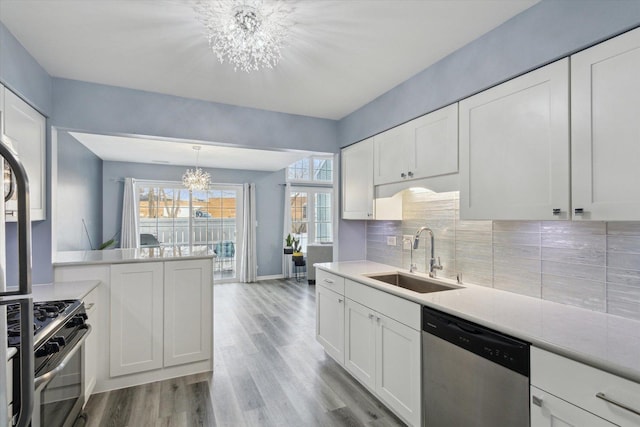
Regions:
[[422, 306, 530, 426]]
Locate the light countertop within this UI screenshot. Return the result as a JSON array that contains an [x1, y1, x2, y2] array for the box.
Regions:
[[31, 280, 100, 302], [54, 247, 215, 266], [316, 260, 640, 384]]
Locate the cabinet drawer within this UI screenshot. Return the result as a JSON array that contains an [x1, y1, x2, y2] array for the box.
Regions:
[[531, 347, 640, 426], [316, 269, 345, 295], [345, 279, 420, 330]]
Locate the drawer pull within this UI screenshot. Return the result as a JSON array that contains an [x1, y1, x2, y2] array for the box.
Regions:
[[368, 313, 374, 320], [323, 278, 334, 284], [338, 298, 343, 303], [532, 395, 543, 407], [596, 392, 640, 417], [84, 303, 95, 310]]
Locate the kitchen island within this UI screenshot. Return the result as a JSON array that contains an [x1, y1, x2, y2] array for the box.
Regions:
[[53, 248, 214, 395]]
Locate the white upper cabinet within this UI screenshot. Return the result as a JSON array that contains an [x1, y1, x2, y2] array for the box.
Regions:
[[374, 103, 458, 186], [459, 59, 570, 220], [2, 87, 47, 221], [342, 138, 375, 219], [571, 27, 640, 220]]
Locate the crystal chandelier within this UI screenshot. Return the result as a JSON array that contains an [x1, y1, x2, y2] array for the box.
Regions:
[[193, 0, 293, 72], [183, 146, 211, 191]]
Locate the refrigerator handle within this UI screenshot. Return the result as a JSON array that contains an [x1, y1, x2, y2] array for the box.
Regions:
[[0, 140, 31, 296], [14, 299, 34, 427]]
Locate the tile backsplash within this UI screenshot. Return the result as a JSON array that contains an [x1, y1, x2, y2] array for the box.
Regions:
[[366, 190, 640, 321]]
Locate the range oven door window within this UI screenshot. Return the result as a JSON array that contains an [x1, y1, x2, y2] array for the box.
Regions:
[[34, 346, 84, 427]]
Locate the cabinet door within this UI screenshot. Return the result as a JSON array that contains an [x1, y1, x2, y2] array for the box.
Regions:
[[316, 284, 345, 364], [344, 298, 376, 390], [376, 313, 421, 427], [459, 59, 570, 220], [110, 262, 164, 377], [373, 125, 410, 185], [572, 27, 640, 220], [83, 287, 99, 402], [530, 386, 616, 427], [164, 259, 213, 367], [3, 89, 46, 221], [342, 138, 374, 219], [408, 103, 459, 180]]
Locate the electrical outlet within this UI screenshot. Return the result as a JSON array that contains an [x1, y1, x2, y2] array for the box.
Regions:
[[386, 236, 397, 246], [403, 235, 413, 250]]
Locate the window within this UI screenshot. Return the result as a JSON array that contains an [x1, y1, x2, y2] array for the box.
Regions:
[[287, 156, 333, 183], [289, 187, 332, 253], [136, 180, 243, 282], [286, 155, 334, 254]]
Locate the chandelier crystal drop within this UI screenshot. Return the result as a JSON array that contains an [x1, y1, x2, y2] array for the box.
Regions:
[[182, 146, 211, 191], [193, 0, 293, 72]]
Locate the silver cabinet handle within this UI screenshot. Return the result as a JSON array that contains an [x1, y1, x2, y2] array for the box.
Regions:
[[407, 171, 414, 177], [368, 313, 374, 320], [552, 208, 561, 215], [85, 302, 95, 311], [596, 392, 640, 417], [323, 278, 334, 284], [574, 208, 585, 215], [532, 395, 543, 407], [400, 172, 406, 178], [338, 298, 343, 303], [376, 316, 381, 323]]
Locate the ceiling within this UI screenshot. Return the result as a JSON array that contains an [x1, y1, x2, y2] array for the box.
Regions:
[[69, 132, 326, 171], [0, 0, 539, 120]]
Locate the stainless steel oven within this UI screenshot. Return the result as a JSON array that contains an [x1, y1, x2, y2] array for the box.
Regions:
[[7, 300, 91, 427], [33, 331, 89, 427]]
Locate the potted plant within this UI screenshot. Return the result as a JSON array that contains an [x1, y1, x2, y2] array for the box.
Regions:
[[284, 233, 294, 254], [292, 238, 305, 266]]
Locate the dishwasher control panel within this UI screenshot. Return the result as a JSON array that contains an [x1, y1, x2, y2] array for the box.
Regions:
[[422, 306, 530, 376]]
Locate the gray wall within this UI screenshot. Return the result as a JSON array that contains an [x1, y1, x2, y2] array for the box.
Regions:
[[56, 131, 103, 251], [1, 21, 54, 285], [52, 78, 338, 154], [337, 0, 640, 264], [103, 161, 285, 277]]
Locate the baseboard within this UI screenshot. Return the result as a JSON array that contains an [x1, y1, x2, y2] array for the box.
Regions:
[[257, 274, 285, 281]]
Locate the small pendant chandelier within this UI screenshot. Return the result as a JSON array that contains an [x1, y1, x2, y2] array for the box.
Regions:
[[182, 146, 211, 191]]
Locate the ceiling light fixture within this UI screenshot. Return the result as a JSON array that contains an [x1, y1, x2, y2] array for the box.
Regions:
[[193, 0, 293, 72], [183, 146, 211, 191]]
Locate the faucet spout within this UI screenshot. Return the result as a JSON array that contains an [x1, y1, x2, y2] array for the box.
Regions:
[[411, 226, 442, 277]]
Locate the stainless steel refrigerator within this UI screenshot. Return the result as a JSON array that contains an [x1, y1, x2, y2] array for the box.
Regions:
[[0, 136, 35, 427]]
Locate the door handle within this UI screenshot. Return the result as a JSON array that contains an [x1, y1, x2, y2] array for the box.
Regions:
[[532, 395, 543, 407]]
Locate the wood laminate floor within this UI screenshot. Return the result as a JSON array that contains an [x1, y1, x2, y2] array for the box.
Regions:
[[83, 279, 406, 427]]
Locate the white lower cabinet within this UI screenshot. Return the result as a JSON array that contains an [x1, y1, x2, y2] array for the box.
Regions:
[[345, 298, 376, 389], [531, 347, 640, 427], [163, 259, 212, 367], [375, 312, 421, 427], [110, 262, 164, 377], [83, 286, 99, 403], [316, 283, 345, 364], [531, 386, 616, 427], [344, 297, 421, 426]]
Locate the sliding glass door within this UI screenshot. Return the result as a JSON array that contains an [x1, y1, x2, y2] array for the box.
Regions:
[[137, 181, 243, 282]]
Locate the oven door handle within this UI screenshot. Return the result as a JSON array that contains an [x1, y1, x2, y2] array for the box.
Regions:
[[34, 325, 92, 391]]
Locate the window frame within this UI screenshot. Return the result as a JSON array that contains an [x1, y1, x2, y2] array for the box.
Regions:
[[287, 155, 334, 185]]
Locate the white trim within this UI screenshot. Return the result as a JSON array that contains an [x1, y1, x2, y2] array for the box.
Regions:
[[257, 274, 284, 281]]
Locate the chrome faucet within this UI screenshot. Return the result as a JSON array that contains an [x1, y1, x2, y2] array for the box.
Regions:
[[411, 226, 443, 277]]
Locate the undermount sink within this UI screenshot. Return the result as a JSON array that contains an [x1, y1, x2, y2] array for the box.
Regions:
[[365, 272, 462, 294]]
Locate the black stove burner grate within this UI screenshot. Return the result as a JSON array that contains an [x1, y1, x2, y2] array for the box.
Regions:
[[6, 300, 77, 348]]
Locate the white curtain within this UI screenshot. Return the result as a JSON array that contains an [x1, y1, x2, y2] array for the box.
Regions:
[[282, 182, 291, 278], [120, 177, 139, 248], [240, 183, 257, 282]]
